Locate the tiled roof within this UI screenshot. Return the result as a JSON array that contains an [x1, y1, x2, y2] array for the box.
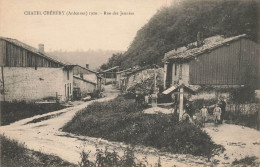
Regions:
[[116, 68, 132, 74], [102, 66, 120, 72], [126, 65, 152, 76], [0, 37, 73, 66], [163, 34, 247, 62]]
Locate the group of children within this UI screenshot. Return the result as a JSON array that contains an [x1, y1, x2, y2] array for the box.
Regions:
[[200, 98, 226, 126]]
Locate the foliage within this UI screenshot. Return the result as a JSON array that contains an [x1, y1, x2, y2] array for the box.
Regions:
[[91, 89, 103, 99], [229, 86, 257, 104], [127, 76, 163, 95], [232, 156, 259, 166], [195, 85, 258, 104], [0, 135, 76, 167], [100, 53, 124, 71], [63, 96, 221, 157], [78, 150, 94, 167], [192, 99, 217, 113], [79, 147, 153, 167], [224, 111, 259, 130], [0, 101, 65, 126], [101, 0, 259, 70]]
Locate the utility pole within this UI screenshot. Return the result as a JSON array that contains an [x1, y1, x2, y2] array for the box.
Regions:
[[154, 66, 157, 106], [1, 66, 5, 102], [179, 87, 184, 121]]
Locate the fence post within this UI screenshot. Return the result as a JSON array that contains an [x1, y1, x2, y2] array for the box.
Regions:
[[257, 106, 260, 130], [56, 92, 58, 104]]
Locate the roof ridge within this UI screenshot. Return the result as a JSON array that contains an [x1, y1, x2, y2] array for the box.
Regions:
[[0, 37, 73, 66], [74, 65, 97, 73], [164, 34, 247, 61], [73, 75, 96, 85]]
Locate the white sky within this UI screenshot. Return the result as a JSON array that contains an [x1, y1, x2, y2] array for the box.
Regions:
[[0, 0, 174, 51]]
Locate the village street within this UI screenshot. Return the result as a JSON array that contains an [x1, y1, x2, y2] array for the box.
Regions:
[[0, 85, 260, 167]]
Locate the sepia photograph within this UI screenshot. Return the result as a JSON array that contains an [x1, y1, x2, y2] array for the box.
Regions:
[[0, 0, 259, 166]]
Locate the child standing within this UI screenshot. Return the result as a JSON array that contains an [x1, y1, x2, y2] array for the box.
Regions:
[[200, 105, 208, 126], [213, 104, 222, 125]]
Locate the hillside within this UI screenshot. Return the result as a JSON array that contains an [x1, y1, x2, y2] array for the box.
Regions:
[[101, 0, 259, 70]]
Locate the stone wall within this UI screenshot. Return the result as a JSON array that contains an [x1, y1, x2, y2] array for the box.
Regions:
[[126, 68, 164, 90]]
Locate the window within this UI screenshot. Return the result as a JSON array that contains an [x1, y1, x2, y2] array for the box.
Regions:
[[80, 73, 83, 78], [179, 64, 182, 79], [70, 83, 71, 94], [174, 64, 177, 76], [65, 84, 66, 96], [67, 70, 69, 80]]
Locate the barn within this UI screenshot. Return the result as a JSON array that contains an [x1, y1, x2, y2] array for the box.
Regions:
[[163, 34, 260, 91], [0, 37, 74, 102], [101, 66, 119, 85]]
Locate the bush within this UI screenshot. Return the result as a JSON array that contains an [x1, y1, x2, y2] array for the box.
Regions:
[[192, 99, 217, 110], [63, 96, 221, 157], [79, 147, 157, 167], [224, 111, 258, 129], [230, 86, 257, 103], [232, 156, 259, 166]]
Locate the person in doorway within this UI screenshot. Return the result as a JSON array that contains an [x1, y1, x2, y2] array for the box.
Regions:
[[219, 98, 226, 124], [213, 104, 222, 125], [144, 94, 150, 108], [200, 105, 208, 127]]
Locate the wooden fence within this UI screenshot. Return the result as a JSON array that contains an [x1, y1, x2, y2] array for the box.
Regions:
[[226, 103, 259, 115]]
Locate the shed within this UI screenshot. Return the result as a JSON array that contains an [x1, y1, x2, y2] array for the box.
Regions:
[[0, 37, 74, 102], [163, 34, 260, 89]]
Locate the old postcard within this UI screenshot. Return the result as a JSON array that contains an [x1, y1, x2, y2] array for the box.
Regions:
[[0, 0, 259, 166]]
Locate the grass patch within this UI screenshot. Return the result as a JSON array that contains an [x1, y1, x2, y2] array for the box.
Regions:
[[0, 101, 66, 126], [0, 135, 76, 167], [63, 96, 222, 157]]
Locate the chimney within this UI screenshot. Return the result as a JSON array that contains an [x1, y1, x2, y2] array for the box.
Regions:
[[38, 44, 44, 53], [197, 32, 203, 47], [86, 64, 89, 69]]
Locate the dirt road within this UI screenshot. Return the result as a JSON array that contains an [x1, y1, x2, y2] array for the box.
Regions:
[[204, 123, 260, 165], [1, 85, 260, 166]]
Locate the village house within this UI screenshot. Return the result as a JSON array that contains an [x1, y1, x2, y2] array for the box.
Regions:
[[163, 34, 260, 99], [72, 65, 102, 99], [101, 66, 119, 85], [0, 37, 74, 102]]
